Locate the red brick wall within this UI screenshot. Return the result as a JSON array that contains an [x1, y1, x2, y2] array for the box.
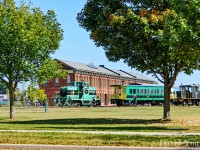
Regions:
[[40, 61, 144, 106]]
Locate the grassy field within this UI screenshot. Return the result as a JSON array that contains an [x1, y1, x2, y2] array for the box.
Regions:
[[0, 106, 199, 147]]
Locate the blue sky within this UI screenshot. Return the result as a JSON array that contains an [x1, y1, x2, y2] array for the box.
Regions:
[[15, 0, 200, 87]]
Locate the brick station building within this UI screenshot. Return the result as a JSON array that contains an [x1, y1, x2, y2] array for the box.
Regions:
[[40, 59, 155, 106]]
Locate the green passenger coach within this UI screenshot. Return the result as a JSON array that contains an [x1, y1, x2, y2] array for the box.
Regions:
[[111, 84, 164, 106]]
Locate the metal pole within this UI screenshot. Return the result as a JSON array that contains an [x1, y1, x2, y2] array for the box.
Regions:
[[44, 100, 47, 112]]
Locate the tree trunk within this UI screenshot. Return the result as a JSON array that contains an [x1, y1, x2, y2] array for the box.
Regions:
[[9, 84, 15, 119], [163, 83, 171, 120]]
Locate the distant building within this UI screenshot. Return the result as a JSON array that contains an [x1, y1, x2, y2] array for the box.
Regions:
[[0, 94, 7, 100], [40, 59, 155, 106], [0, 94, 9, 105]]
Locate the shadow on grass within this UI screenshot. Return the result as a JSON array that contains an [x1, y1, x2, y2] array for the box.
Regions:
[[1, 118, 188, 131], [40, 126, 188, 131], [3, 118, 166, 125]]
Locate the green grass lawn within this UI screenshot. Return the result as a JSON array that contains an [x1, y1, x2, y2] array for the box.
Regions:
[[0, 106, 199, 147]]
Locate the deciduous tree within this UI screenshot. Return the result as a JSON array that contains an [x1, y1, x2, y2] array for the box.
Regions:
[[77, 0, 200, 120], [0, 0, 66, 118], [28, 83, 46, 104]]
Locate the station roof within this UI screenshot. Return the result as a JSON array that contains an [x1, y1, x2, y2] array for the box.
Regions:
[[57, 59, 118, 76], [56, 59, 155, 82]]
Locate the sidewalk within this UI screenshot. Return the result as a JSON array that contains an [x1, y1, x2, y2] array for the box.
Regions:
[[0, 129, 200, 136], [0, 130, 199, 150]]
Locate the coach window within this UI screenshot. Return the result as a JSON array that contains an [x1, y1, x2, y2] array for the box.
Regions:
[[150, 89, 153, 94], [123, 88, 126, 94], [154, 89, 156, 94], [130, 89, 133, 94], [137, 89, 139, 94], [133, 89, 136, 94], [147, 89, 149, 94], [144, 89, 146, 94], [140, 89, 143, 94]]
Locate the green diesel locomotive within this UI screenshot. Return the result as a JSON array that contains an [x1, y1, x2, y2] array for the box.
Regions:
[[173, 84, 200, 106], [56, 81, 100, 107]]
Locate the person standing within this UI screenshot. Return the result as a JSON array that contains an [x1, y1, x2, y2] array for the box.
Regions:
[[133, 95, 137, 107]]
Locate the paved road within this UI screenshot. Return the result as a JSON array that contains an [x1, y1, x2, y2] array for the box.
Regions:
[[0, 144, 200, 150]]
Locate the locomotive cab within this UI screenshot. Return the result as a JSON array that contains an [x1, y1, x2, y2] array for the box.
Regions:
[[175, 84, 200, 106], [110, 85, 127, 106]]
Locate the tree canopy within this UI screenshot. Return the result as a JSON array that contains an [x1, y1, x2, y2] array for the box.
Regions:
[[0, 0, 67, 118], [77, 0, 200, 119]]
